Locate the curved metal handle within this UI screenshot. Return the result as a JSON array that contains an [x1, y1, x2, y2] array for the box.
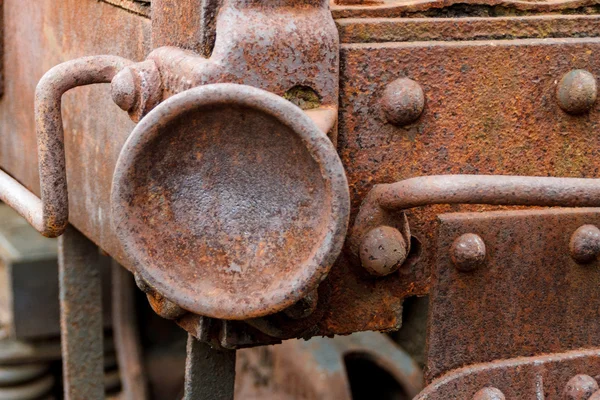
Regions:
[[349, 174, 600, 273], [0, 55, 132, 237]]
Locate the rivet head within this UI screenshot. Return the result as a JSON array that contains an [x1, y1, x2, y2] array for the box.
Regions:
[[359, 226, 408, 277], [564, 374, 599, 400], [111, 67, 137, 112], [569, 224, 600, 264], [451, 233, 486, 272], [557, 69, 597, 115], [381, 77, 425, 125], [473, 387, 505, 400]]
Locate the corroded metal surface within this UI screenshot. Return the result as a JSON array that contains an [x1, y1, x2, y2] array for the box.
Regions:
[[331, 0, 600, 18], [337, 15, 600, 43], [332, 38, 600, 335], [416, 348, 600, 399], [184, 335, 236, 400], [427, 208, 600, 381], [112, 83, 350, 320], [58, 226, 104, 400]]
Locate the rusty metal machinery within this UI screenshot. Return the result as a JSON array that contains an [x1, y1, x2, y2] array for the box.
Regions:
[[4, 0, 600, 398]]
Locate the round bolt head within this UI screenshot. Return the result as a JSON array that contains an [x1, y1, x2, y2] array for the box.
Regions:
[[570, 224, 600, 264], [111, 67, 137, 112], [473, 387, 505, 400], [359, 226, 408, 277], [381, 77, 425, 126], [564, 374, 599, 400], [557, 69, 597, 115], [451, 233, 486, 272]]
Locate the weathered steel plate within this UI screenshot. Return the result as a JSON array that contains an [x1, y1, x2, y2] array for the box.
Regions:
[[427, 208, 600, 381], [417, 348, 600, 399], [329, 38, 600, 336]]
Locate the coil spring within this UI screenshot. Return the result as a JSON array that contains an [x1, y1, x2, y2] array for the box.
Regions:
[[0, 362, 55, 400]]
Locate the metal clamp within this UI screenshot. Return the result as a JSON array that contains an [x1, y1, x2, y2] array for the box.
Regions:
[[349, 174, 600, 275], [0, 56, 132, 238]]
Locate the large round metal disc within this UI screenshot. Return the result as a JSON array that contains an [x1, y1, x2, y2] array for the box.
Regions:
[[111, 84, 349, 320]]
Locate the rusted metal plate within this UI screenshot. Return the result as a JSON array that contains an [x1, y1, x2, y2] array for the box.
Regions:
[[417, 348, 600, 399], [331, 0, 600, 18], [329, 38, 600, 336], [426, 208, 600, 382], [337, 15, 600, 43]]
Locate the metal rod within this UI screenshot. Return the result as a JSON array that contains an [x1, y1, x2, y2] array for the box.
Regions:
[[183, 334, 236, 400], [112, 261, 149, 400], [0, 56, 132, 238], [58, 226, 104, 400], [378, 175, 600, 211]]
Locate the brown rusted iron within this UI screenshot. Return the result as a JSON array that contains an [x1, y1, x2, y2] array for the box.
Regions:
[[416, 348, 600, 399], [426, 208, 600, 382], [381, 77, 425, 126], [569, 224, 600, 264], [450, 233, 486, 272], [349, 174, 600, 269], [112, 83, 350, 320], [557, 69, 598, 115]]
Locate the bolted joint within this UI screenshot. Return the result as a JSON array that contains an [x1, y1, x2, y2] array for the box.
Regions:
[[451, 233, 486, 272], [359, 226, 409, 277], [111, 59, 163, 122], [569, 224, 600, 264], [556, 69, 597, 115], [563, 374, 599, 400], [381, 77, 425, 126]]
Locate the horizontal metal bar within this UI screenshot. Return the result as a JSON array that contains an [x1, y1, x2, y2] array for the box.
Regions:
[[377, 175, 600, 211], [0, 170, 44, 232]]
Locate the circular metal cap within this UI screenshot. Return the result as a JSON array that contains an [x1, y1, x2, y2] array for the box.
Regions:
[[112, 83, 350, 320]]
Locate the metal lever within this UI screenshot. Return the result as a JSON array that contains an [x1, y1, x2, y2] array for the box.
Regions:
[[0, 56, 132, 237], [349, 174, 600, 276]]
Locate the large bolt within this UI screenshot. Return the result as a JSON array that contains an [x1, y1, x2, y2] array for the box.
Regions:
[[381, 77, 425, 126], [111, 60, 163, 122], [570, 224, 600, 264], [473, 387, 505, 400], [451, 233, 486, 272], [564, 374, 599, 400], [359, 226, 408, 277], [556, 69, 597, 115]]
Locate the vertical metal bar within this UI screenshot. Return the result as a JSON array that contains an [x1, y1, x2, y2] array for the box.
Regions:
[[58, 226, 104, 400], [112, 261, 149, 400], [184, 334, 236, 400]]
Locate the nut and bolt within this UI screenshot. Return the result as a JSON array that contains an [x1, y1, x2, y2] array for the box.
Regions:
[[569, 224, 600, 264], [563, 374, 599, 400], [451, 233, 486, 272], [473, 387, 505, 400], [111, 59, 163, 122], [359, 226, 408, 277], [556, 69, 597, 115], [381, 77, 425, 126]]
